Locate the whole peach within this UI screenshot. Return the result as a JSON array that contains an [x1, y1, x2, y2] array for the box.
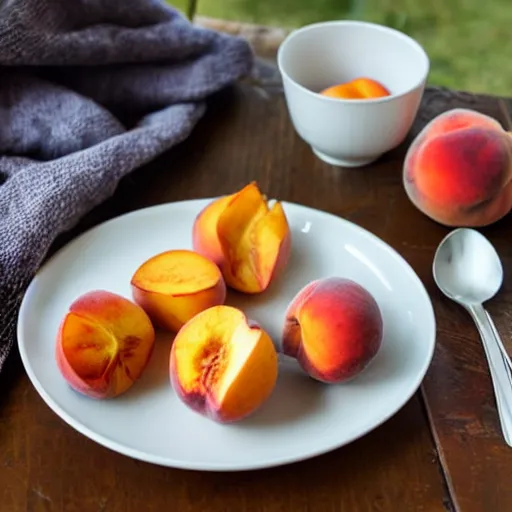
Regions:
[[282, 277, 383, 383], [404, 108, 512, 227]]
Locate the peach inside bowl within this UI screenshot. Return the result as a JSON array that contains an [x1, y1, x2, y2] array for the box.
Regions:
[[277, 20, 430, 168]]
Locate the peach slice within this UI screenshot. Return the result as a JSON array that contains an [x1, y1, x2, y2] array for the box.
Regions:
[[192, 182, 291, 294], [55, 290, 155, 399], [320, 77, 391, 100], [131, 249, 226, 333], [282, 277, 383, 383], [170, 305, 278, 423], [192, 193, 235, 267]]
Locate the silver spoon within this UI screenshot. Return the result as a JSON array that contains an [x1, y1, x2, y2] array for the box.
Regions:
[[433, 227, 512, 447]]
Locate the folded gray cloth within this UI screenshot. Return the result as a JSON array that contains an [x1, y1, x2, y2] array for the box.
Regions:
[[0, 0, 254, 372]]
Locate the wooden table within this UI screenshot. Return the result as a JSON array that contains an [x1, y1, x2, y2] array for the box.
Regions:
[[3, 57, 512, 512]]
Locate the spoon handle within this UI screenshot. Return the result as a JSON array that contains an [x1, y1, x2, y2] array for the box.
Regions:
[[485, 309, 512, 373], [468, 304, 512, 447]]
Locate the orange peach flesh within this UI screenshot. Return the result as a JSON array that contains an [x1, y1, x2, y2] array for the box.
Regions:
[[55, 290, 155, 399], [193, 182, 291, 294], [170, 305, 278, 423], [131, 249, 226, 332], [321, 78, 390, 100]]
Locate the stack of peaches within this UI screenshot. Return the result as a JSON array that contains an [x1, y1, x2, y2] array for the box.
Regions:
[[56, 182, 384, 424]]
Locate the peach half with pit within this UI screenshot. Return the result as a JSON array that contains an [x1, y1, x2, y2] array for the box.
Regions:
[[170, 305, 278, 423], [131, 249, 226, 333], [282, 277, 383, 383], [404, 108, 512, 227], [192, 182, 291, 294], [55, 290, 155, 399]]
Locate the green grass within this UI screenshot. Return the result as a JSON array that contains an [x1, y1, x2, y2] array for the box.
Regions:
[[170, 0, 512, 97]]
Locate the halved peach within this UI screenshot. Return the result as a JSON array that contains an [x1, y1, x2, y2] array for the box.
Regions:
[[131, 249, 226, 333], [170, 305, 278, 423], [192, 182, 291, 294], [55, 290, 155, 399]]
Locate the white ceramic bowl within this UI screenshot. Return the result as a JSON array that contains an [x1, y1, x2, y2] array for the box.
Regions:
[[277, 20, 430, 167]]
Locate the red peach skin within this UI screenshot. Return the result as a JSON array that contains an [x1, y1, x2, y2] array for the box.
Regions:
[[282, 277, 383, 383], [403, 108, 512, 227]]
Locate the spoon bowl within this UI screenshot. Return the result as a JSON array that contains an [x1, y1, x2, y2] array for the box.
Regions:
[[433, 227, 503, 305]]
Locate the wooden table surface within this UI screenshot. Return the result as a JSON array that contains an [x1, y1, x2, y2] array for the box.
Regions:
[[3, 57, 512, 512]]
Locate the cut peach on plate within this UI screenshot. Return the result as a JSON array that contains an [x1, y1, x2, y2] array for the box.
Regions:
[[131, 249, 226, 333], [55, 290, 155, 399], [192, 182, 291, 294], [320, 78, 391, 100], [282, 277, 383, 383], [170, 305, 278, 423], [403, 108, 512, 227]]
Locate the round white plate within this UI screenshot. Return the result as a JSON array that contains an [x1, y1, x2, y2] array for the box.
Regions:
[[18, 198, 436, 471]]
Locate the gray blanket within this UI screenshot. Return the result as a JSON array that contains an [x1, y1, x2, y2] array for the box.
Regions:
[[0, 0, 254, 372]]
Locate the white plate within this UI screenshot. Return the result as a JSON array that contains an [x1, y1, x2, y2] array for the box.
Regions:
[[17, 198, 436, 471]]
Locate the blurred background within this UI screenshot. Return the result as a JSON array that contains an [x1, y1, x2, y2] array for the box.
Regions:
[[172, 0, 512, 96]]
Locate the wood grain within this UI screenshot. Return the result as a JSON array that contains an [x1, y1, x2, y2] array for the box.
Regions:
[[0, 75, 453, 511], [362, 86, 512, 512], [412, 93, 512, 512], [193, 16, 290, 59]]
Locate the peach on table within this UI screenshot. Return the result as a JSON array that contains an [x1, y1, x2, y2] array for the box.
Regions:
[[403, 108, 512, 227]]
